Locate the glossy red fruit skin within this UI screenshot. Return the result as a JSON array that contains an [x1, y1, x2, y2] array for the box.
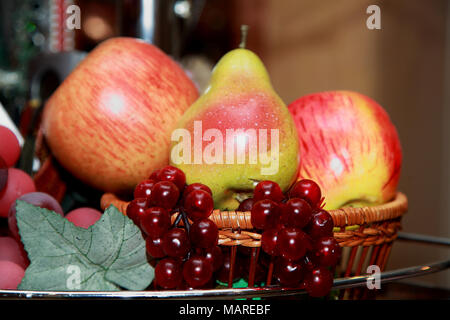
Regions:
[[274, 258, 304, 286], [8, 192, 64, 240], [216, 251, 243, 283], [139, 207, 171, 238], [149, 169, 161, 181], [184, 189, 214, 221], [145, 237, 166, 258], [158, 165, 186, 192], [150, 181, 180, 209], [304, 267, 334, 297], [312, 236, 341, 267], [182, 183, 212, 204], [0, 168, 36, 218], [190, 219, 218, 249], [182, 256, 213, 288], [250, 199, 280, 230], [289, 179, 322, 208], [0, 156, 7, 193], [203, 246, 223, 272], [253, 181, 284, 203], [126, 198, 149, 225], [261, 228, 279, 256], [282, 198, 312, 229], [0, 126, 21, 167], [133, 179, 156, 200], [155, 258, 182, 289], [277, 227, 309, 261], [307, 209, 334, 239], [237, 198, 254, 212], [162, 228, 190, 258], [301, 254, 317, 272]]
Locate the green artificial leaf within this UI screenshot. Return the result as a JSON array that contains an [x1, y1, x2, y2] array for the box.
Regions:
[[16, 201, 154, 291]]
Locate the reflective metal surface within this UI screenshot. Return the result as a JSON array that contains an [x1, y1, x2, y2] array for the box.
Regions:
[[0, 232, 448, 299]]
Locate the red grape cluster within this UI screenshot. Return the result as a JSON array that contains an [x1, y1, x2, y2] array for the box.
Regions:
[[127, 166, 223, 289], [243, 179, 341, 297]]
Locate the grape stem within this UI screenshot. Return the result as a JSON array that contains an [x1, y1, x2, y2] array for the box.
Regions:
[[179, 207, 191, 235], [172, 208, 184, 227]]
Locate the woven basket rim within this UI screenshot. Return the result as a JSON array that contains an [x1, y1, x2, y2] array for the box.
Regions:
[[100, 192, 408, 229]]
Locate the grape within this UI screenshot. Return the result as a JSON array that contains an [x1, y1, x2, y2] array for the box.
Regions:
[[140, 207, 171, 238], [277, 227, 309, 261], [0, 125, 21, 167], [289, 179, 322, 207], [0, 156, 7, 193], [0, 168, 35, 218], [182, 256, 213, 288], [282, 198, 312, 228], [8, 191, 63, 240], [162, 228, 190, 258], [184, 189, 214, 221], [182, 183, 212, 204], [149, 169, 161, 181], [158, 165, 186, 192], [65, 208, 103, 229], [0, 236, 29, 268], [300, 254, 316, 272], [126, 197, 149, 225], [250, 199, 280, 230], [0, 260, 25, 290], [216, 250, 244, 283], [312, 236, 341, 267], [154, 258, 182, 289], [242, 255, 268, 284], [190, 219, 218, 248], [274, 258, 304, 286], [150, 181, 180, 209], [237, 198, 254, 211], [261, 228, 279, 256], [203, 246, 223, 272], [253, 181, 284, 203], [306, 209, 334, 239], [304, 267, 334, 297], [133, 179, 156, 200], [146, 236, 166, 258]]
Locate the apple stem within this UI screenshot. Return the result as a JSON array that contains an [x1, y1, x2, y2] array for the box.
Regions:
[[239, 25, 249, 49]]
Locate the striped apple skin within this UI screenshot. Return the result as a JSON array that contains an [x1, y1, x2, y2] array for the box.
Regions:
[[42, 37, 198, 194], [288, 91, 402, 210]]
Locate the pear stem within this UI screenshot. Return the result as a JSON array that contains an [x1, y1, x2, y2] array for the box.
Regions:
[[239, 25, 249, 49]]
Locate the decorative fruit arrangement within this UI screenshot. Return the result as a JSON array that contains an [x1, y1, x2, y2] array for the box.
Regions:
[[0, 125, 106, 290], [127, 165, 221, 289], [249, 179, 341, 297], [125, 163, 339, 297], [0, 27, 405, 299]]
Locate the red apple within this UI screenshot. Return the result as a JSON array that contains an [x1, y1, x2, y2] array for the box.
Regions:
[[42, 37, 198, 194], [288, 91, 402, 209]]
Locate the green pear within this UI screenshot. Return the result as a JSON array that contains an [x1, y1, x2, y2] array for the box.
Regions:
[[170, 47, 299, 210]]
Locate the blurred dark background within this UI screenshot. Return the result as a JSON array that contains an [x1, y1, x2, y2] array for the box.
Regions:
[[0, 0, 449, 293]]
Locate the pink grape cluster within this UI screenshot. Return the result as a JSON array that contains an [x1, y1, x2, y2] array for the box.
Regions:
[[127, 165, 223, 289], [242, 179, 341, 297], [0, 125, 104, 290]]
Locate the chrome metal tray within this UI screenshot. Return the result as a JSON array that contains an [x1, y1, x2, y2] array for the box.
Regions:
[[1, 232, 449, 300]]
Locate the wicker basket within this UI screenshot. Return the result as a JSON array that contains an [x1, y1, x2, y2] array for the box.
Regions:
[[101, 192, 408, 299]]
